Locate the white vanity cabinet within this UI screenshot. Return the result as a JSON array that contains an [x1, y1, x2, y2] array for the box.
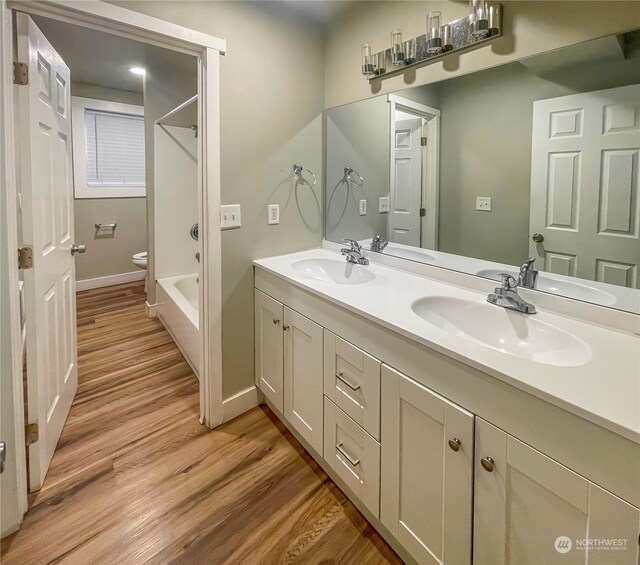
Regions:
[[283, 306, 324, 455], [254, 290, 284, 412], [380, 365, 475, 565], [474, 418, 640, 565]]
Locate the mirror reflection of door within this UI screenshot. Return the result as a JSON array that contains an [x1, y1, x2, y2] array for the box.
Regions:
[[389, 116, 423, 246], [530, 84, 640, 289]]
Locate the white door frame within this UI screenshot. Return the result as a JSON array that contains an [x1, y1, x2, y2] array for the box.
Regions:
[[387, 94, 440, 250], [0, 0, 225, 534]]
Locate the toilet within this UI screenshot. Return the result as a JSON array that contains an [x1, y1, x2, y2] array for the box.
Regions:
[[132, 251, 147, 270]]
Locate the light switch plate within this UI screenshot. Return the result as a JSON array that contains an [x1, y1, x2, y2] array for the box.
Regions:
[[476, 197, 492, 211], [267, 204, 280, 225], [379, 196, 390, 213], [220, 204, 241, 229], [359, 199, 367, 216]]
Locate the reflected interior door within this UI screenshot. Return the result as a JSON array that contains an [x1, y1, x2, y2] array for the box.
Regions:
[[530, 84, 640, 288], [17, 13, 78, 490], [389, 117, 423, 246]]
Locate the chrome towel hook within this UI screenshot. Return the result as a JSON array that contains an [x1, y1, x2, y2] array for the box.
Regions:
[[344, 166, 364, 186], [293, 164, 317, 187]]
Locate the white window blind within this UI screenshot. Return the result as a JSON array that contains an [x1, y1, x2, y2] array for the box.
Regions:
[[85, 109, 145, 188]]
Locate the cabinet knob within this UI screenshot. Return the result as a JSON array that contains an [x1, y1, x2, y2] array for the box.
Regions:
[[481, 456, 495, 472], [283, 324, 290, 331], [272, 318, 280, 325], [448, 437, 461, 452]]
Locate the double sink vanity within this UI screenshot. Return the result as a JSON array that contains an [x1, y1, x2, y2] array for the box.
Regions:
[[254, 245, 640, 565]]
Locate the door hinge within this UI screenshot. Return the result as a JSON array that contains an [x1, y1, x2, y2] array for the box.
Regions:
[[25, 423, 39, 446], [419, 208, 427, 217], [13, 61, 28, 85], [421, 137, 428, 146], [18, 246, 33, 269]]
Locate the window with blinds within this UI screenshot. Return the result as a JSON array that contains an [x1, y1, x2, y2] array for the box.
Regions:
[[84, 109, 145, 188]]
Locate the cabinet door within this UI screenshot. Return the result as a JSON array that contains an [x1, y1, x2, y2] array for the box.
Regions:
[[381, 365, 474, 565], [254, 290, 283, 412], [474, 418, 640, 565], [323, 330, 381, 440], [284, 307, 323, 454]]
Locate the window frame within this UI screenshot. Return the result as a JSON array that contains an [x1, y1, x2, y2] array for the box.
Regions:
[[71, 96, 146, 199]]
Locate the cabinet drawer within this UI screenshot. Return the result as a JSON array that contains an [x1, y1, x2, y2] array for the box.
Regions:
[[323, 330, 381, 440], [324, 398, 381, 518]]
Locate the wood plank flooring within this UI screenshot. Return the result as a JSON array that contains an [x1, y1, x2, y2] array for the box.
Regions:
[[1, 281, 401, 564]]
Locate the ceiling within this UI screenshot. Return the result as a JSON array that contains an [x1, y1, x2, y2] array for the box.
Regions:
[[32, 15, 195, 94], [280, 0, 355, 23]]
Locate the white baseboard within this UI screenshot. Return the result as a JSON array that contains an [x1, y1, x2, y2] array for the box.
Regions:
[[146, 301, 158, 318], [222, 385, 259, 423], [76, 270, 146, 291]]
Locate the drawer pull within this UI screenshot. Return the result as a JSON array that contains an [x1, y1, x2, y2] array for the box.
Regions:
[[336, 442, 360, 467], [336, 372, 361, 391]]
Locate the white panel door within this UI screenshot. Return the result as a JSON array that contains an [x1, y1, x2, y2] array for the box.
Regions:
[[530, 85, 640, 288], [389, 118, 423, 246], [283, 307, 323, 454], [17, 14, 78, 490], [381, 365, 474, 565], [254, 290, 283, 412], [474, 418, 640, 565]]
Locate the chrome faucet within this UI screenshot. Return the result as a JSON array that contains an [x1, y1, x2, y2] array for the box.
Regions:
[[518, 257, 538, 289], [487, 274, 537, 314], [370, 234, 388, 253], [341, 239, 369, 265]]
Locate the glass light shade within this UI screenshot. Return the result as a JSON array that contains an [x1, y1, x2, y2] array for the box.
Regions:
[[426, 11, 443, 54], [469, 0, 489, 37], [442, 23, 453, 51], [404, 38, 417, 64], [391, 29, 405, 65], [361, 43, 374, 75]]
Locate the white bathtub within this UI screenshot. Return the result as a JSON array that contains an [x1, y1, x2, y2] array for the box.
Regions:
[[156, 274, 200, 378]]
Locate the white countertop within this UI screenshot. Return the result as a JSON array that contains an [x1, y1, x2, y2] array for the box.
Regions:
[[254, 248, 640, 444]]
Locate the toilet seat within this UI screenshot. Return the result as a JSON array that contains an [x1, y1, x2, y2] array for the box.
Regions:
[[132, 251, 147, 270]]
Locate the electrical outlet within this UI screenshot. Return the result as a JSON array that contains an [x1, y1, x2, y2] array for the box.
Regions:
[[379, 196, 390, 213], [476, 197, 492, 211], [267, 204, 280, 225], [359, 199, 367, 216], [220, 204, 241, 229]]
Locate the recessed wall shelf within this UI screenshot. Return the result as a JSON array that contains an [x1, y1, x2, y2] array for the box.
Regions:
[[365, 3, 502, 82]]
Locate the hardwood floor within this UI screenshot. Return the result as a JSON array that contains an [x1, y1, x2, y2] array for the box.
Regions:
[[1, 281, 401, 564]]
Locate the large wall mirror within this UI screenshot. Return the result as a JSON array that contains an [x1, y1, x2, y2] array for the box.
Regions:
[[325, 30, 640, 314]]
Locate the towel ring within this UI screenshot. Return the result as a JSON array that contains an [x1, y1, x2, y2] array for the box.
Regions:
[[293, 164, 317, 187], [344, 166, 364, 187]]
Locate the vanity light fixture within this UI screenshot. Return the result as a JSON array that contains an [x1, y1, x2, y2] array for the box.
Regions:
[[361, 3, 502, 80], [391, 29, 405, 65], [128, 66, 146, 76]]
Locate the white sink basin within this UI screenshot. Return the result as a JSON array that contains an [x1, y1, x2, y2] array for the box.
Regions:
[[476, 268, 617, 307], [292, 258, 375, 285], [411, 296, 591, 367]]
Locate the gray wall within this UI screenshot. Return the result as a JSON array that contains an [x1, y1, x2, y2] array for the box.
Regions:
[[71, 83, 148, 282], [111, 1, 325, 401], [326, 96, 389, 243]]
